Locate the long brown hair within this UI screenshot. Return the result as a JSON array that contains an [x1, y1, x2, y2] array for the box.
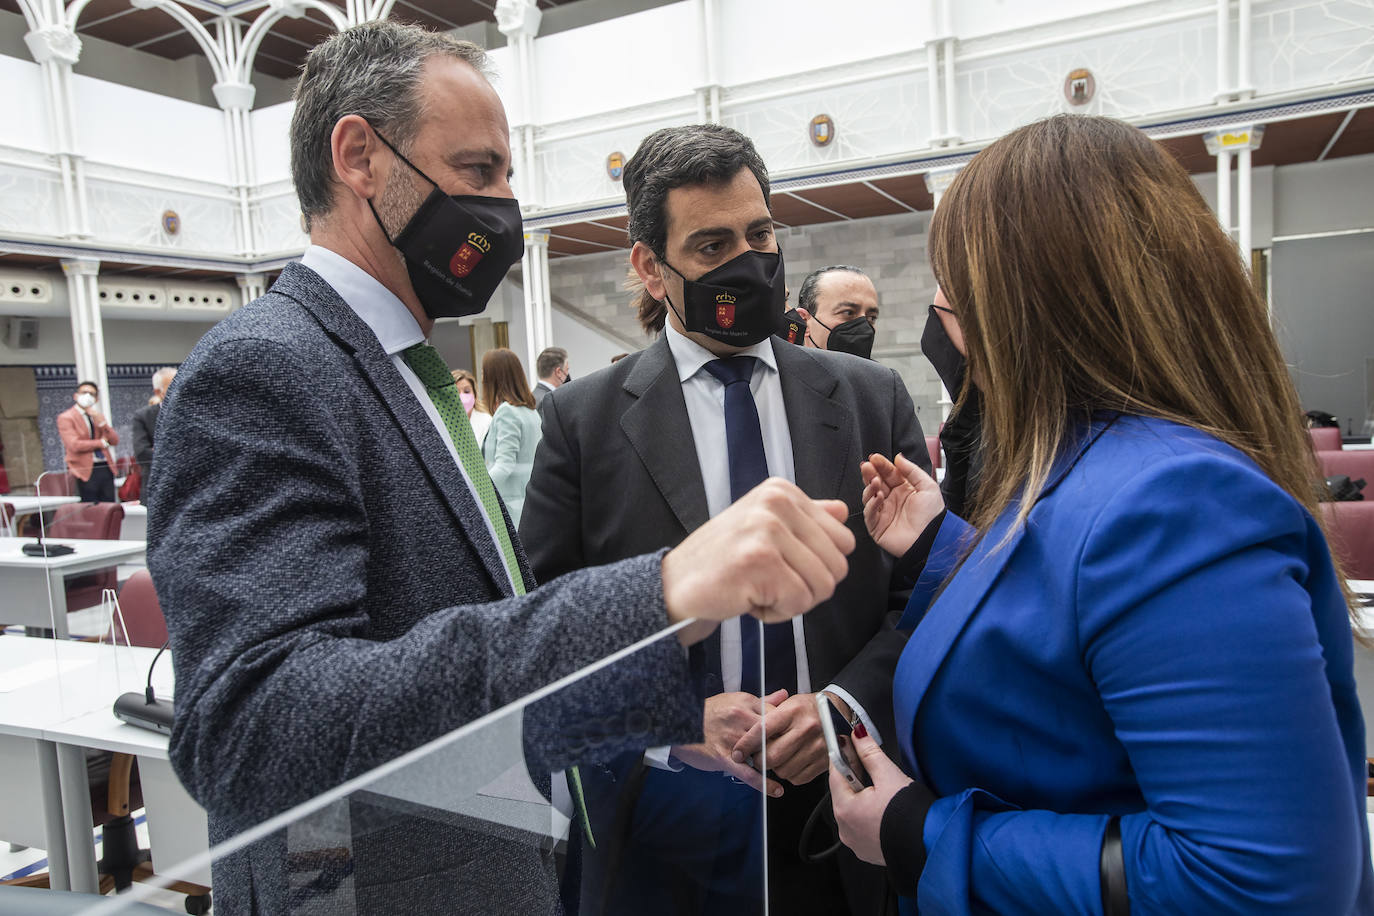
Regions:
[[481, 348, 537, 411], [929, 116, 1330, 563]]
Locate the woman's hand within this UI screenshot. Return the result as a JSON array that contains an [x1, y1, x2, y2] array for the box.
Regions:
[[861, 453, 945, 557], [829, 725, 914, 866]]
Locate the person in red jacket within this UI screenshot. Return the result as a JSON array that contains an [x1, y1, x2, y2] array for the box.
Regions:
[[56, 380, 118, 502]]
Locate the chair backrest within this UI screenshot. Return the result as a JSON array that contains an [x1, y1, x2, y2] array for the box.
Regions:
[[1317, 450, 1374, 486], [925, 435, 942, 470], [1319, 501, 1374, 580], [1, 501, 13, 536], [37, 473, 77, 497], [46, 502, 125, 541], [1310, 427, 1343, 452], [113, 570, 168, 648]]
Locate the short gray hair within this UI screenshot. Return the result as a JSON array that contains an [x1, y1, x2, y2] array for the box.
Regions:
[[290, 20, 490, 229]]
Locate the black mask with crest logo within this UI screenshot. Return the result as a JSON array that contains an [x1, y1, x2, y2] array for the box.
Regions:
[[661, 249, 787, 348], [368, 129, 524, 320]]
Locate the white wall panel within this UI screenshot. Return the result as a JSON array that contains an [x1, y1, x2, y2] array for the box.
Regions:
[[954, 0, 1157, 40], [0, 54, 52, 154], [1249, 0, 1374, 95], [0, 161, 63, 237], [533, 2, 698, 124], [251, 101, 295, 186], [85, 180, 237, 253], [956, 10, 1214, 144], [485, 46, 521, 124], [73, 74, 229, 184], [717, 0, 927, 87], [536, 111, 696, 209], [252, 189, 309, 255]]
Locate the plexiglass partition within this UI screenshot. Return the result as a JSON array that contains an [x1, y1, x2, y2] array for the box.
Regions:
[[71, 619, 782, 915]]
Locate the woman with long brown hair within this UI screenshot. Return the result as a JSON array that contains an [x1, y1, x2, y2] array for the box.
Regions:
[[480, 347, 541, 527], [831, 116, 1372, 914]]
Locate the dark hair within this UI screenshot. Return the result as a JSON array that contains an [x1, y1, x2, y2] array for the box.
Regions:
[[481, 348, 537, 411], [797, 265, 869, 316], [623, 124, 771, 335], [290, 20, 489, 230], [75, 380, 98, 394], [535, 347, 568, 379]]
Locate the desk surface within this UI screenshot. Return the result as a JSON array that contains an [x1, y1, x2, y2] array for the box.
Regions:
[[1, 495, 82, 514], [0, 538, 147, 569], [0, 637, 171, 750]]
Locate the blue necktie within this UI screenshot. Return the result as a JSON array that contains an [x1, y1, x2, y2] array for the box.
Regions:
[[701, 357, 798, 696]]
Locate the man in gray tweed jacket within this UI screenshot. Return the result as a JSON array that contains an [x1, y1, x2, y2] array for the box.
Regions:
[[146, 21, 855, 914]]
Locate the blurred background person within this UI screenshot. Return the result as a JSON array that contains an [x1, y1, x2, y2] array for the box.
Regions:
[[533, 345, 570, 405], [830, 115, 1373, 915], [451, 367, 492, 448], [57, 379, 118, 502], [129, 366, 177, 504], [796, 265, 880, 359], [481, 347, 542, 527]]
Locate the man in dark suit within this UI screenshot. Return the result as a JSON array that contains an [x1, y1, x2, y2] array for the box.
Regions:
[[147, 24, 856, 915], [521, 125, 929, 915], [129, 366, 174, 503], [533, 346, 570, 406]]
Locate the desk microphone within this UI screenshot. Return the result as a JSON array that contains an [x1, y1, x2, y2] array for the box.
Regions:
[[113, 641, 175, 735], [21, 514, 74, 557]]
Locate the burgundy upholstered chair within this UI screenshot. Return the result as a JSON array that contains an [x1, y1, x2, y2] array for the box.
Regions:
[[1320, 501, 1374, 580], [45, 501, 125, 612], [1310, 427, 1343, 452]]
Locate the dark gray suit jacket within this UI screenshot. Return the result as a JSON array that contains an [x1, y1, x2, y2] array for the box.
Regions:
[[147, 262, 703, 914], [520, 336, 929, 742], [130, 401, 158, 502]]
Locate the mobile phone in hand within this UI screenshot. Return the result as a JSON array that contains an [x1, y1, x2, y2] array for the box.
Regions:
[[816, 693, 870, 792]]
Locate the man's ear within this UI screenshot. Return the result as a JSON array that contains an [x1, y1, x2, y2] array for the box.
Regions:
[[331, 115, 388, 203], [630, 241, 667, 301]]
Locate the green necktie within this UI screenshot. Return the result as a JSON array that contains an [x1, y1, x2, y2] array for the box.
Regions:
[[402, 343, 525, 596], [400, 343, 595, 848]]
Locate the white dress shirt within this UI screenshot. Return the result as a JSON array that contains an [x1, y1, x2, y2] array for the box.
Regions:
[[299, 245, 518, 595], [662, 324, 880, 745]]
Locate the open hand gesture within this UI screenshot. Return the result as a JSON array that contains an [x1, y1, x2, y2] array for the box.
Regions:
[[861, 453, 944, 558]]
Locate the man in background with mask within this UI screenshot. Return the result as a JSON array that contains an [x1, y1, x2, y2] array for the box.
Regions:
[[521, 124, 928, 915], [533, 345, 571, 405], [146, 24, 858, 915], [57, 379, 118, 502], [795, 265, 880, 359]]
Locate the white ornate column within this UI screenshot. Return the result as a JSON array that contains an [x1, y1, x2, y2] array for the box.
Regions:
[[236, 272, 267, 306], [924, 0, 959, 147], [496, 0, 544, 208], [213, 74, 258, 257], [24, 24, 88, 238], [61, 258, 109, 418], [925, 167, 962, 422], [1204, 125, 1264, 263], [695, 0, 720, 123], [521, 230, 551, 362]]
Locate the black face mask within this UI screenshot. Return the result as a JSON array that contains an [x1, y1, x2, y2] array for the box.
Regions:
[[368, 130, 524, 320], [921, 305, 966, 394], [811, 314, 876, 359], [780, 308, 807, 345], [661, 249, 787, 348]]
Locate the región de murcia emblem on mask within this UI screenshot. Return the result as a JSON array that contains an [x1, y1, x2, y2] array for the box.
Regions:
[[450, 232, 492, 278], [715, 292, 737, 329]]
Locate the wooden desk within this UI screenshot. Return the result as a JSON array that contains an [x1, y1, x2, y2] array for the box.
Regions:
[[0, 540, 147, 637]]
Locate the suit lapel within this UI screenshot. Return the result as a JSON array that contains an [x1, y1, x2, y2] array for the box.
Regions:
[[893, 415, 1121, 776], [620, 338, 710, 533], [774, 343, 854, 501], [276, 262, 515, 596]]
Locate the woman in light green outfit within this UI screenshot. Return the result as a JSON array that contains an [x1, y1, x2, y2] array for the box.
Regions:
[[480, 348, 543, 528]]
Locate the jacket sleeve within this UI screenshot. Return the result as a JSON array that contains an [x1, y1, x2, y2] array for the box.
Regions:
[[131, 410, 154, 467], [825, 368, 930, 741], [149, 337, 703, 827], [909, 454, 1365, 915], [519, 392, 587, 584]]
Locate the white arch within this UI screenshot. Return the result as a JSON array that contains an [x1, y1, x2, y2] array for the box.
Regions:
[[12, 0, 46, 32], [236, 0, 348, 83], [64, 0, 230, 83]]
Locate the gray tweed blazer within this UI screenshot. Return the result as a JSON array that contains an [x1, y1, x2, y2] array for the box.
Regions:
[[147, 261, 702, 914]]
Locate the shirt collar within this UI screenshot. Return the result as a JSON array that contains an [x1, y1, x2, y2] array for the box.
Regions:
[[664, 322, 779, 384], [300, 245, 426, 356]]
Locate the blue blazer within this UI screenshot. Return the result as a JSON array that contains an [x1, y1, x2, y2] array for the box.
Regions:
[[892, 415, 1373, 914]]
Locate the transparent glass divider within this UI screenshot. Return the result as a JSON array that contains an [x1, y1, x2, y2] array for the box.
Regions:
[[82, 620, 771, 915]]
